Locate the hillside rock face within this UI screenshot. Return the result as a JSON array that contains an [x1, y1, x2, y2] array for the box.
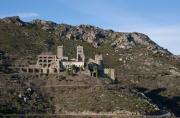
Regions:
[[1, 16, 26, 26], [54, 24, 171, 55], [31, 19, 57, 31], [0, 16, 172, 55], [130, 33, 170, 55]]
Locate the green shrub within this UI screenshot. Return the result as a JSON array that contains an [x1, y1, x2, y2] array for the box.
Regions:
[[57, 75, 66, 81]]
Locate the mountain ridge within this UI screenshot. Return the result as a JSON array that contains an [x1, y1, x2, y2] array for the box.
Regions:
[[0, 16, 172, 56]]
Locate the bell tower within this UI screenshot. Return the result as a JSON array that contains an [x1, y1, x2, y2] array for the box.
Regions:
[[57, 46, 63, 59], [77, 45, 85, 62]]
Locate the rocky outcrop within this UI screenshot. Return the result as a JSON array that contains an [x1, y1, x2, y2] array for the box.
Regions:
[[31, 19, 57, 31], [0, 16, 172, 56], [110, 33, 135, 49], [54, 24, 172, 55], [130, 32, 171, 55], [55, 24, 108, 47], [0, 16, 26, 26]]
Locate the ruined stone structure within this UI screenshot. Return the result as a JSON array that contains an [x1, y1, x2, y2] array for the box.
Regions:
[[95, 54, 103, 65], [10, 45, 115, 80], [88, 54, 104, 77], [57, 45, 68, 60], [12, 45, 85, 74], [88, 54, 115, 80], [77, 45, 85, 62], [36, 54, 60, 74], [57, 46, 63, 59], [61, 45, 85, 70], [36, 45, 85, 73]]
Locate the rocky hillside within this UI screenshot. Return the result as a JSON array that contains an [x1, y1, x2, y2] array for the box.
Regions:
[[0, 16, 180, 117], [0, 16, 179, 75], [0, 16, 171, 55]]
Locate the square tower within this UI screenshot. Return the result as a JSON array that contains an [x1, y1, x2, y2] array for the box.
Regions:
[[77, 45, 85, 62], [57, 46, 63, 59], [95, 54, 103, 65]]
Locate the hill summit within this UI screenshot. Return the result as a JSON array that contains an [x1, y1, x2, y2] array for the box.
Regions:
[[0, 16, 171, 56]]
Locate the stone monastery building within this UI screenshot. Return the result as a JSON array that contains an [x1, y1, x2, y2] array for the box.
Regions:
[[13, 45, 115, 80], [36, 45, 85, 74]]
